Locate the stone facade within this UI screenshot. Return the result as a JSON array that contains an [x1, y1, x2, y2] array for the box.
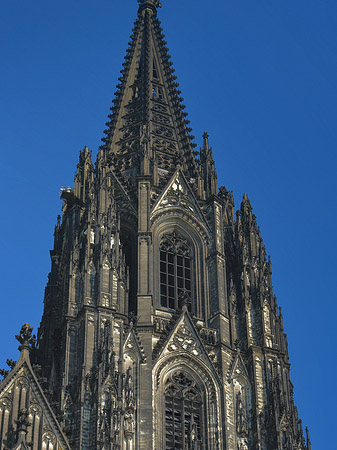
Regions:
[[0, 1, 311, 449], [0, 325, 69, 450]]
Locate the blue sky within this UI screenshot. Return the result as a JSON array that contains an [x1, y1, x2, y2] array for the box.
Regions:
[[1, 1, 336, 447]]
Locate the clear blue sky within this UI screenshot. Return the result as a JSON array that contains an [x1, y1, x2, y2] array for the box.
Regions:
[[1, 1, 336, 447]]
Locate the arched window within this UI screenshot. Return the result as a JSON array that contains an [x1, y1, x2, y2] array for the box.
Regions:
[[160, 232, 192, 312], [164, 370, 203, 450]]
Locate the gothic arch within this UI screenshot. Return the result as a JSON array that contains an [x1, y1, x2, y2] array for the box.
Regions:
[[153, 354, 222, 450], [152, 216, 210, 318], [151, 208, 210, 247], [42, 431, 56, 450]]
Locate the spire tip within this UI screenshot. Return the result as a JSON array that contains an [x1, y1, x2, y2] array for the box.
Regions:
[[138, 0, 162, 8]]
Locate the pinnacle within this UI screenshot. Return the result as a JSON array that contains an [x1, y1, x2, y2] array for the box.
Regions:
[[241, 193, 252, 214]]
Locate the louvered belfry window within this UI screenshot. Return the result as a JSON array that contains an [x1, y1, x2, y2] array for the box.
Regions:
[[160, 232, 192, 311], [165, 371, 203, 450]]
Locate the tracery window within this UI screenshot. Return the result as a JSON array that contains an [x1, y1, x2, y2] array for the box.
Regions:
[[164, 371, 203, 450], [160, 232, 192, 311]]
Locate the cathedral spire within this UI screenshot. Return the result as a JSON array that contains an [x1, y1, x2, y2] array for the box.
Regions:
[[0, 4, 311, 450], [102, 0, 199, 186]]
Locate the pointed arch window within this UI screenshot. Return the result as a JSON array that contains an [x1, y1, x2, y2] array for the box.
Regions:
[[164, 370, 203, 450], [160, 232, 192, 312]]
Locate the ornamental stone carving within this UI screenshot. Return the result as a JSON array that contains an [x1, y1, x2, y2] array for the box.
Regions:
[[167, 324, 200, 356]]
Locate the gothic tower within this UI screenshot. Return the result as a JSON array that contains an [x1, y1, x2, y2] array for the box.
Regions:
[[0, 1, 311, 449]]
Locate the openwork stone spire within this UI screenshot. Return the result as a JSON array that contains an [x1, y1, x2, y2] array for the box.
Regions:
[[101, 0, 199, 186]]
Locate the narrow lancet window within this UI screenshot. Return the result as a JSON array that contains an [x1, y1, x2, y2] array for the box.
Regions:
[[160, 232, 192, 311]]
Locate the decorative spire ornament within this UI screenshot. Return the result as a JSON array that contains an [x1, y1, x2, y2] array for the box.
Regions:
[[138, 0, 162, 8]]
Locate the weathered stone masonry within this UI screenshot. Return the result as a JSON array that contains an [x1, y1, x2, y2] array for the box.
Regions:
[[0, 1, 311, 449]]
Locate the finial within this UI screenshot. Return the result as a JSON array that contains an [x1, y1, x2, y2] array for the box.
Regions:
[[15, 324, 36, 361], [16, 323, 35, 348], [138, 0, 162, 8]]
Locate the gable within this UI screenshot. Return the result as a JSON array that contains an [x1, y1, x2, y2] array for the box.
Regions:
[[123, 327, 146, 363], [151, 169, 211, 233], [0, 360, 70, 450], [228, 349, 249, 382], [153, 312, 219, 380]]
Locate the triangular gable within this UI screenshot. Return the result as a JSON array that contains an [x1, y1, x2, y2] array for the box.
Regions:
[[153, 311, 219, 380], [123, 327, 146, 363], [110, 170, 137, 215], [151, 169, 211, 233], [0, 354, 70, 450], [227, 349, 249, 382]]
